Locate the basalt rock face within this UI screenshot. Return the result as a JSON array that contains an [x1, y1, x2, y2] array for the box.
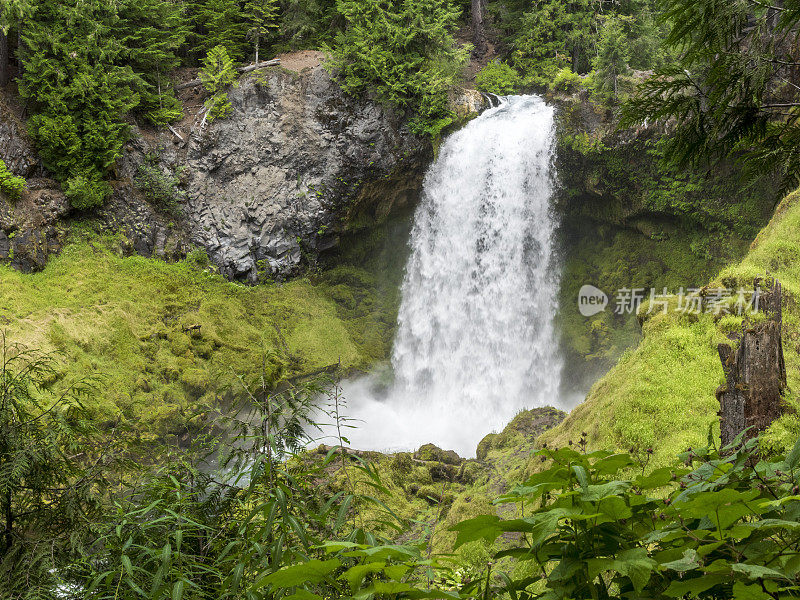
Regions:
[[132, 65, 434, 283], [0, 97, 68, 271], [1, 64, 485, 280]]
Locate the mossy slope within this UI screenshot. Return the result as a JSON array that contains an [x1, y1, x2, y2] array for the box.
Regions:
[[553, 100, 779, 390], [0, 234, 395, 438], [542, 189, 800, 467]]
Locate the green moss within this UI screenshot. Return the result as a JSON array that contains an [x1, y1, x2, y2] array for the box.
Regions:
[[554, 120, 778, 390], [0, 234, 393, 437], [542, 188, 800, 467], [557, 223, 751, 391]]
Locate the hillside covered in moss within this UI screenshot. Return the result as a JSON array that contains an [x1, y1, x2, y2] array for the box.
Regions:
[[542, 188, 800, 467], [0, 231, 397, 439]]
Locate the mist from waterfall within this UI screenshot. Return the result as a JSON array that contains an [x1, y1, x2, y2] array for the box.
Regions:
[[323, 95, 563, 457]]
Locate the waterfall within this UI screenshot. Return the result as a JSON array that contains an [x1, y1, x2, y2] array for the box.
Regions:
[[330, 95, 563, 457]]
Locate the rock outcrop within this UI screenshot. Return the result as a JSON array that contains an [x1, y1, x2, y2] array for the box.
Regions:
[[122, 65, 435, 282], [0, 62, 490, 280], [0, 96, 68, 271]]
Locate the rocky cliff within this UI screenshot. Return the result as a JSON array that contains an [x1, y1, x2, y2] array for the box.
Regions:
[[0, 61, 490, 281], [0, 95, 68, 271], [120, 64, 436, 282]]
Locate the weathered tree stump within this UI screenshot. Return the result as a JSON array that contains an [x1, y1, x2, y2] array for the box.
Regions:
[[716, 278, 786, 446]]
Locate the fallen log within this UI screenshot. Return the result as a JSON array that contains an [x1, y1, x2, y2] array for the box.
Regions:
[[175, 59, 281, 91]]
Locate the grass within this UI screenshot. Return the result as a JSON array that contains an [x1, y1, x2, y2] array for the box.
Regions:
[[0, 233, 395, 438], [541, 188, 800, 466]]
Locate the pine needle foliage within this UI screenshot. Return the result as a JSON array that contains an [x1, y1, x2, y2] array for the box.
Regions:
[[199, 45, 237, 122], [623, 0, 800, 191], [325, 0, 467, 137], [245, 0, 280, 65], [19, 0, 188, 209], [114, 0, 189, 126]]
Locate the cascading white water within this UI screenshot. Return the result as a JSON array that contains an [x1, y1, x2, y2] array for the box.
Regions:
[[329, 95, 563, 457]]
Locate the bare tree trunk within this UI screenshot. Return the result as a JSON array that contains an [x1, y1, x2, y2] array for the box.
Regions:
[[0, 31, 8, 87], [16, 21, 24, 80], [717, 279, 786, 447], [255, 36, 259, 67], [471, 0, 487, 58]]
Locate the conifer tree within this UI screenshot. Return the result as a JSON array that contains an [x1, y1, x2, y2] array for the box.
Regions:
[[327, 0, 466, 136], [0, 0, 32, 86], [593, 17, 631, 100], [19, 0, 140, 209], [200, 45, 237, 123], [191, 0, 248, 62], [624, 0, 800, 189], [278, 0, 339, 48], [245, 0, 279, 65], [116, 0, 189, 125]]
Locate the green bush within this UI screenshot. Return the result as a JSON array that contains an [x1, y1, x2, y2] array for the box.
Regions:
[[550, 66, 583, 93], [452, 434, 800, 599], [325, 0, 467, 138], [63, 173, 112, 210], [0, 159, 26, 201], [134, 158, 186, 209], [475, 60, 520, 95], [200, 45, 237, 123]]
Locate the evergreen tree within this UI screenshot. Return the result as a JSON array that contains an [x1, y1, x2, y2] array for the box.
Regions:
[[623, 0, 800, 189], [0, 0, 32, 86], [593, 16, 631, 100], [200, 45, 237, 122], [278, 0, 339, 49], [511, 0, 594, 85], [115, 0, 189, 125], [19, 0, 140, 209], [326, 0, 466, 136], [190, 0, 248, 62], [245, 0, 279, 64]]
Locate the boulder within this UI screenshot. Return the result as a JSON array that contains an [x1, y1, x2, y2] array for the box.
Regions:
[[414, 443, 462, 465]]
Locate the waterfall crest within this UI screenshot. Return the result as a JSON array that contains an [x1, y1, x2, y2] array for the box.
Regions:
[[333, 95, 562, 456]]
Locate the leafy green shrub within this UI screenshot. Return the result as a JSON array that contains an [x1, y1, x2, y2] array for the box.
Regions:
[[134, 157, 186, 209], [452, 433, 800, 599], [64, 172, 112, 210], [200, 45, 238, 122], [0, 159, 26, 201], [0, 340, 108, 598], [475, 60, 520, 95], [550, 66, 583, 93], [185, 247, 211, 269], [325, 0, 467, 138]]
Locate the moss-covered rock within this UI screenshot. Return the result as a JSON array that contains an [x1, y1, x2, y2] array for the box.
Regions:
[[414, 443, 462, 465], [477, 407, 567, 460], [553, 99, 780, 392], [0, 233, 397, 439]]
